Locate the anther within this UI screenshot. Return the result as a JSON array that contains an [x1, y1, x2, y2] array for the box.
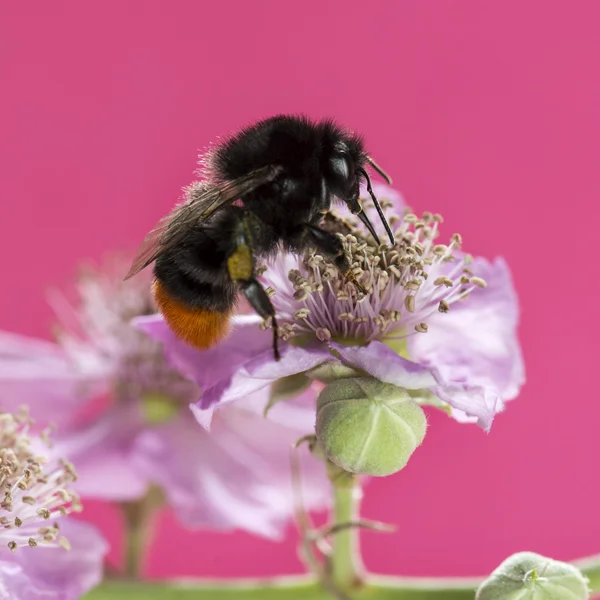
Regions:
[[58, 536, 71, 551], [388, 265, 402, 279], [414, 322, 428, 333], [438, 300, 450, 313], [316, 328, 332, 342], [405, 295, 416, 313], [404, 279, 421, 291], [434, 276, 453, 288], [293, 288, 309, 302], [36, 508, 51, 520], [259, 317, 272, 331]]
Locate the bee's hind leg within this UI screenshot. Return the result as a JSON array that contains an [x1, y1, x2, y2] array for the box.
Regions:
[[227, 218, 280, 361]]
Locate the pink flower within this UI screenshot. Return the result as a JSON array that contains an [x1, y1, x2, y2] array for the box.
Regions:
[[0, 258, 329, 539], [140, 185, 524, 431], [0, 410, 107, 600]]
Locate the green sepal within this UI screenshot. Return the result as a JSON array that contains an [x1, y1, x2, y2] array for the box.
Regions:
[[264, 373, 312, 417]]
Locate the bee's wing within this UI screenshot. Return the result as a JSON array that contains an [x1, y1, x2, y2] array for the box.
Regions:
[[124, 164, 282, 280]]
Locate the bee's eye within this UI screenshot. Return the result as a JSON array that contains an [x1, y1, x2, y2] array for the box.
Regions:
[[331, 156, 349, 179]]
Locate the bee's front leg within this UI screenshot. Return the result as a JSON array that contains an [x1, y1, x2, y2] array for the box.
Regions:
[[304, 225, 366, 295]]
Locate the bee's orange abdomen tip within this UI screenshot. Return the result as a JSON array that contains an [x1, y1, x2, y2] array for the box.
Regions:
[[152, 280, 231, 349]]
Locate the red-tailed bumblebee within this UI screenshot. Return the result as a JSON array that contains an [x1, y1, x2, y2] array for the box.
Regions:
[[125, 115, 394, 360]]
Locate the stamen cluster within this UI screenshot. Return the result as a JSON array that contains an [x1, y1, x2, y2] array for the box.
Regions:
[[265, 201, 487, 346], [0, 409, 80, 552]]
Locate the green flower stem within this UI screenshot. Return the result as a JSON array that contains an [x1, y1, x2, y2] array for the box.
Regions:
[[120, 487, 163, 578], [84, 556, 600, 600], [121, 502, 152, 579], [329, 478, 364, 592], [85, 577, 472, 599], [85, 577, 324, 600]]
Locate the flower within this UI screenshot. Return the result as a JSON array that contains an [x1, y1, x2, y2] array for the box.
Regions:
[[0, 409, 107, 600], [140, 184, 524, 431], [0, 257, 329, 539]]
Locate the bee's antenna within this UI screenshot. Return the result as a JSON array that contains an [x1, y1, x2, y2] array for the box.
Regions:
[[366, 156, 392, 185], [358, 168, 395, 246]]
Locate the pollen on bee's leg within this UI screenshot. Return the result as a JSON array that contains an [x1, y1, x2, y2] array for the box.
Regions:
[[152, 280, 231, 349]]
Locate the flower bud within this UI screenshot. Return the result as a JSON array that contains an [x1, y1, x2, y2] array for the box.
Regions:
[[476, 552, 589, 600], [315, 377, 427, 476]]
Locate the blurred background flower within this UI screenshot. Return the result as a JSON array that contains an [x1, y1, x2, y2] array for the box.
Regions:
[[0, 257, 329, 549]]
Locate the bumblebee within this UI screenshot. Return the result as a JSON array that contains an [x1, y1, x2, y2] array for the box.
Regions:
[[125, 115, 394, 360]]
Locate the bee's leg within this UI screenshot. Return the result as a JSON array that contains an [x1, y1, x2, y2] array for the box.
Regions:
[[305, 225, 366, 294], [241, 277, 280, 361], [227, 221, 280, 361], [305, 225, 349, 272]]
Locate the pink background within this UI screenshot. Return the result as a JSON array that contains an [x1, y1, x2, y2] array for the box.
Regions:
[[1, 0, 599, 580]]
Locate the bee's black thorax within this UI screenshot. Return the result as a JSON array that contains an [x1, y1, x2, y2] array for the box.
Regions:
[[210, 114, 367, 241], [155, 115, 370, 312]]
